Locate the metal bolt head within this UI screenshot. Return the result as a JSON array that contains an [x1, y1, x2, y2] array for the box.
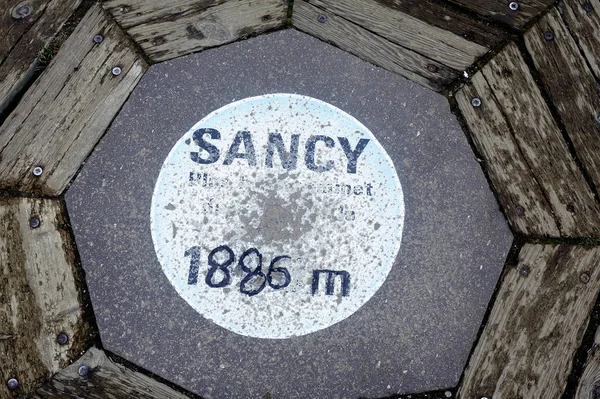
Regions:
[[111, 66, 122, 76], [519, 266, 530, 277], [426, 64, 439, 73], [93, 34, 104, 44], [29, 216, 40, 229], [471, 97, 482, 107], [544, 31, 555, 41], [515, 205, 525, 216], [11, 2, 32, 19], [580, 272, 590, 284], [56, 332, 68, 345], [584, 2, 594, 12], [32, 166, 43, 176], [7, 378, 18, 390], [317, 14, 327, 23], [509, 2, 519, 11], [78, 365, 89, 376]]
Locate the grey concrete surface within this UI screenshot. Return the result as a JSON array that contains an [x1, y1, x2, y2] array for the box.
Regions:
[[66, 29, 512, 399]]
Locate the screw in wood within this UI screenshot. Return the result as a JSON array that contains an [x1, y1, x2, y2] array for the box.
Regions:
[[112, 66, 122, 76], [509, 2, 519, 11], [32, 166, 43, 176], [544, 31, 554, 41], [93, 34, 104, 43], [580, 272, 590, 284], [519, 266, 530, 277], [29, 216, 40, 229], [7, 378, 18, 390], [317, 15, 327, 23], [11, 2, 32, 19], [426, 64, 439, 73], [584, 3, 594, 12], [56, 332, 68, 345], [515, 205, 525, 215], [78, 365, 89, 377], [471, 97, 482, 107]]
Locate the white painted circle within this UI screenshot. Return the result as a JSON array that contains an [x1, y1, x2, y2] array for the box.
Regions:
[[151, 94, 404, 339]]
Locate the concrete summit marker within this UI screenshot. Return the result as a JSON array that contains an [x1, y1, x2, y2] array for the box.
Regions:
[[66, 30, 513, 397], [151, 94, 405, 339]]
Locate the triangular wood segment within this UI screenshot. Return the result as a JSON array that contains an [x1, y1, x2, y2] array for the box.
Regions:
[[102, 0, 288, 62], [33, 348, 189, 399]]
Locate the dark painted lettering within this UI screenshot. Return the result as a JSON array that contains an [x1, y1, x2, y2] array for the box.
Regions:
[[305, 135, 335, 173], [223, 131, 257, 166], [337, 137, 370, 174], [265, 133, 300, 170], [311, 270, 350, 297], [190, 128, 221, 164]]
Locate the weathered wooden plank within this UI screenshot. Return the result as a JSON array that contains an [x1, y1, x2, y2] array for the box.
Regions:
[[300, 0, 488, 70], [575, 330, 600, 399], [446, 0, 554, 29], [456, 73, 559, 237], [293, 0, 460, 92], [459, 244, 600, 399], [559, 0, 600, 80], [103, 0, 287, 62], [456, 42, 600, 237], [34, 347, 190, 398], [371, 0, 509, 49], [0, 5, 147, 196], [0, 0, 80, 116], [525, 8, 600, 205], [0, 198, 91, 397]]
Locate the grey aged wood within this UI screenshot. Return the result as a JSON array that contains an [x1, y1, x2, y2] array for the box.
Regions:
[[459, 244, 600, 399], [368, 0, 508, 49], [33, 347, 190, 399], [525, 8, 600, 202], [455, 43, 600, 238], [0, 0, 80, 116], [576, 329, 600, 399], [293, 0, 460, 91], [559, 0, 600, 80], [0, 198, 91, 398], [446, 0, 555, 28], [0, 5, 147, 196], [102, 0, 287, 62], [297, 0, 489, 70]]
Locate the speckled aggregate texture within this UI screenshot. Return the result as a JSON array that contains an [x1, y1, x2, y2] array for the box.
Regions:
[[65, 29, 512, 398]]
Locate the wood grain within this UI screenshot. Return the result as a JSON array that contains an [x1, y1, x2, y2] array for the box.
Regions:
[[103, 0, 287, 62], [446, 0, 555, 28], [456, 73, 559, 237], [0, 0, 81, 116], [456, 43, 600, 237], [293, 0, 460, 92], [0, 198, 91, 398], [371, 0, 508, 49], [459, 244, 600, 399], [559, 0, 600, 80], [576, 331, 600, 399], [34, 347, 190, 398], [301, 0, 488, 70], [0, 5, 147, 196], [525, 8, 600, 205]]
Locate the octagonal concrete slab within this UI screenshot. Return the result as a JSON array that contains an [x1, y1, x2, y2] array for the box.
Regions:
[[65, 29, 512, 398]]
